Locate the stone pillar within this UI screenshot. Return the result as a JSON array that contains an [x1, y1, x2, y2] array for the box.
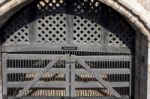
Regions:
[[147, 43, 150, 99], [139, 34, 148, 99], [135, 32, 148, 99]]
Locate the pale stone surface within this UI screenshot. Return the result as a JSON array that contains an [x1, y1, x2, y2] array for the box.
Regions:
[[0, 0, 5, 4], [138, 0, 150, 11], [117, 0, 150, 32]]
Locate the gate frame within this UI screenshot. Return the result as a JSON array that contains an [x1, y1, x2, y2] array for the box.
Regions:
[[1, 53, 132, 99]]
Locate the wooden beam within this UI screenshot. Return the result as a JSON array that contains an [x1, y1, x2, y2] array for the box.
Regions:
[[75, 58, 121, 97], [16, 56, 64, 97]]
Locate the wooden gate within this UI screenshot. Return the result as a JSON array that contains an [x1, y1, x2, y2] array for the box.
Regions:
[[2, 53, 131, 99], [0, 0, 135, 99]]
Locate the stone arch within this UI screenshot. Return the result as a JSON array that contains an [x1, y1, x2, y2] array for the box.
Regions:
[[0, 0, 149, 99], [0, 0, 150, 40]]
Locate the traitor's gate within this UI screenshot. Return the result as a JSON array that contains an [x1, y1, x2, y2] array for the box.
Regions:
[[0, 0, 135, 99]]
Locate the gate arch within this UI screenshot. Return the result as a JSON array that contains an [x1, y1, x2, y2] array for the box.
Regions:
[[0, 0, 135, 99]]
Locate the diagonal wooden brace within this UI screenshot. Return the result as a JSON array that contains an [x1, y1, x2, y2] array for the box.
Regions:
[[76, 58, 121, 98], [16, 56, 64, 98]]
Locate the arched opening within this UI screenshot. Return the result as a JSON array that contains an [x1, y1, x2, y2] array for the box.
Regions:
[[0, 0, 136, 99]]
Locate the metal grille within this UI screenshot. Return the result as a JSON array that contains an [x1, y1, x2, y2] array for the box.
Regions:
[[3, 9, 29, 45]]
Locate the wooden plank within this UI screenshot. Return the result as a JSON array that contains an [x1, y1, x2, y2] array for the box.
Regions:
[[75, 56, 130, 61], [75, 69, 130, 74], [16, 56, 64, 97], [2, 53, 8, 96], [66, 15, 74, 44], [7, 82, 66, 88], [71, 56, 75, 97], [7, 54, 65, 60], [75, 82, 129, 88], [1, 44, 131, 54], [75, 58, 121, 97], [7, 68, 67, 74], [65, 55, 70, 96]]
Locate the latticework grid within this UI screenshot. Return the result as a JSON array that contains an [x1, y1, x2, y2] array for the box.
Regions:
[[72, 0, 102, 17], [73, 16, 102, 45], [36, 13, 67, 44], [108, 10, 135, 49], [37, 0, 66, 15], [1, 0, 135, 49], [3, 10, 29, 45]]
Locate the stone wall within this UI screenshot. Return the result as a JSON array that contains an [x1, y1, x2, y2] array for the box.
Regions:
[[138, 0, 150, 11], [134, 29, 149, 99]]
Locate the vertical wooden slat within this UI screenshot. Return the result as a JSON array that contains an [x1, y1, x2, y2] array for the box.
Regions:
[[71, 55, 75, 97], [66, 15, 74, 45], [65, 55, 70, 96], [2, 53, 8, 96]]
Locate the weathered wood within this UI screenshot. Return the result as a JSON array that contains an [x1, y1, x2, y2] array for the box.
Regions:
[[7, 82, 66, 88], [65, 55, 70, 96], [2, 53, 7, 96], [75, 82, 129, 88], [7, 54, 65, 60], [75, 69, 130, 74], [7, 68, 67, 74], [1, 0, 134, 98], [75, 58, 121, 97], [1, 44, 131, 54], [66, 15, 74, 44], [16, 56, 64, 97], [71, 56, 75, 97], [74, 55, 130, 61]]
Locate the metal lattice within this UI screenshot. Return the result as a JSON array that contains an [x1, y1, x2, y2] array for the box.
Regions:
[[37, 13, 67, 44]]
